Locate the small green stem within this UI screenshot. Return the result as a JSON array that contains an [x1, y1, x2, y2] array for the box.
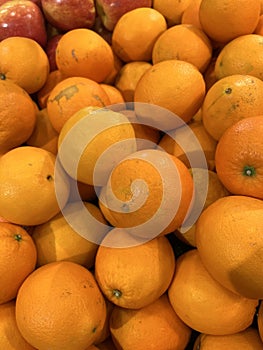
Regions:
[[112, 289, 122, 299], [243, 165, 256, 177], [14, 234, 22, 242]]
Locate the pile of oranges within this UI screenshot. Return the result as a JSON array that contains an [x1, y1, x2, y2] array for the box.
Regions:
[[1, 0, 263, 349]]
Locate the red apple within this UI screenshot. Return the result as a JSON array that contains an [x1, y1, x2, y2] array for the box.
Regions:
[[41, 0, 96, 32], [0, 0, 47, 47], [92, 15, 112, 44], [45, 33, 62, 71], [95, 0, 153, 31], [0, 0, 41, 6]]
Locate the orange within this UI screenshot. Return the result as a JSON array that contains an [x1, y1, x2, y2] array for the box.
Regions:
[[103, 51, 124, 85], [99, 148, 194, 237], [168, 249, 259, 335], [58, 107, 136, 186], [203, 56, 218, 91], [194, 328, 263, 349], [16, 261, 107, 350], [257, 301, 263, 342], [95, 228, 176, 309], [201, 74, 263, 141], [0, 223, 37, 305], [109, 293, 191, 350], [32, 200, 109, 268], [95, 0, 153, 31], [56, 28, 114, 83], [0, 36, 50, 94], [195, 195, 263, 299], [26, 108, 59, 154], [152, 24, 213, 73], [67, 177, 97, 203], [47, 76, 111, 133], [119, 109, 161, 150], [215, 115, 263, 199], [199, 0, 261, 43], [254, 14, 263, 34], [0, 146, 70, 226], [175, 168, 229, 247], [100, 83, 125, 105], [0, 79, 37, 154], [158, 119, 218, 171], [214, 34, 263, 80], [114, 61, 152, 102], [0, 300, 37, 349], [93, 300, 114, 346], [153, 0, 192, 26], [134, 59, 206, 126], [111, 7, 167, 62], [37, 69, 66, 109], [181, 0, 202, 29]]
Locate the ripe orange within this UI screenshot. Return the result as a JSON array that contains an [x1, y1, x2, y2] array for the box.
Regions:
[[152, 24, 213, 73], [103, 51, 124, 85], [168, 249, 259, 335], [37, 69, 66, 109], [175, 168, 229, 247], [195, 195, 263, 299], [93, 300, 114, 346], [16, 261, 107, 350], [46, 76, 111, 133], [214, 34, 263, 80], [0, 300, 37, 349], [109, 293, 191, 350], [58, 107, 136, 186], [0, 223, 37, 305], [134, 59, 206, 125], [254, 13, 263, 34], [100, 83, 125, 105], [215, 115, 263, 199], [95, 228, 176, 309], [111, 7, 167, 62], [181, 0, 202, 29], [32, 200, 109, 268], [67, 177, 97, 203], [194, 327, 263, 349], [0, 79, 37, 154], [199, 0, 261, 43], [99, 148, 194, 237], [153, 0, 192, 26], [0, 36, 50, 94], [119, 109, 161, 150], [26, 108, 59, 154], [56, 28, 114, 83], [158, 119, 218, 171], [114, 61, 152, 102], [0, 146, 70, 226], [203, 56, 218, 91], [201, 74, 263, 141]]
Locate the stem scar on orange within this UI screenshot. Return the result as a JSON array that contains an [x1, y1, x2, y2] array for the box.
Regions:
[[215, 115, 263, 199]]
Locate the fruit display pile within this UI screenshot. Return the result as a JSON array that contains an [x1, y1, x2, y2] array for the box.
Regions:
[[1, 0, 263, 349]]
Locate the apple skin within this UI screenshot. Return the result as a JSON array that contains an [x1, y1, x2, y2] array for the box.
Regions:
[[0, 0, 47, 47], [45, 33, 62, 71], [41, 0, 96, 32], [95, 0, 153, 31], [0, 0, 42, 7], [92, 15, 112, 44]]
